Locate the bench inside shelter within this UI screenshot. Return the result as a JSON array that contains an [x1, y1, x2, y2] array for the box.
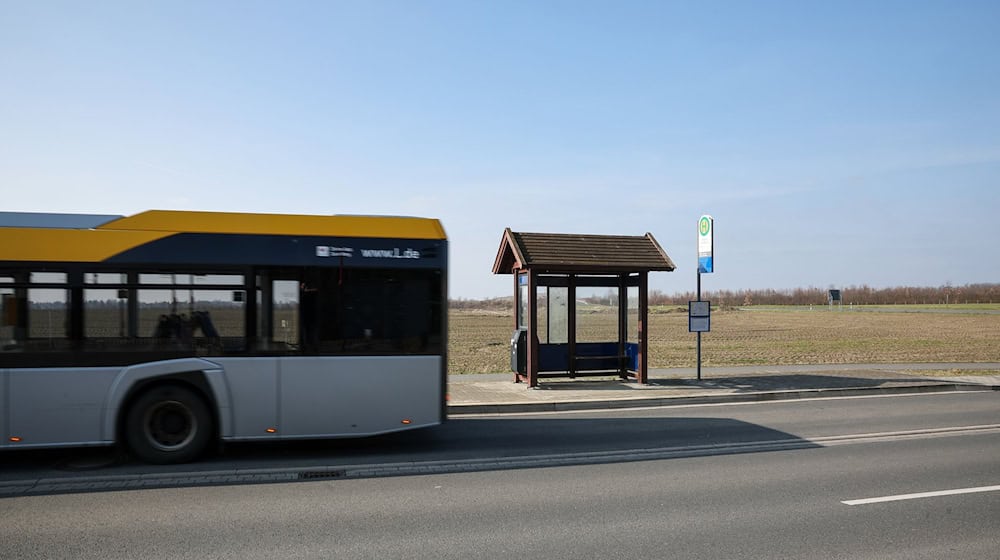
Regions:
[[529, 339, 639, 377]]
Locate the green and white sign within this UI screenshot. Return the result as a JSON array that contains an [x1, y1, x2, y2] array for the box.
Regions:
[[698, 214, 714, 273]]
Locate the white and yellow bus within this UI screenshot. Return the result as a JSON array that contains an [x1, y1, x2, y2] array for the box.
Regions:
[[0, 210, 448, 463]]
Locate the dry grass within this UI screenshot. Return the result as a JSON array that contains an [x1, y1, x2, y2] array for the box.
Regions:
[[448, 307, 1000, 374]]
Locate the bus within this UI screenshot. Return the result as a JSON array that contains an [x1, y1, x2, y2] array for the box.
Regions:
[[0, 210, 447, 463]]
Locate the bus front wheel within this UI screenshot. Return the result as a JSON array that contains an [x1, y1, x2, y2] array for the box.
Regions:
[[125, 384, 213, 464]]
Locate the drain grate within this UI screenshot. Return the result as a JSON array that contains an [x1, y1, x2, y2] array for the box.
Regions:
[[298, 469, 346, 480]]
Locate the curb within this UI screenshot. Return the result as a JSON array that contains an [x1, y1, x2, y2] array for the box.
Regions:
[[447, 382, 997, 415]]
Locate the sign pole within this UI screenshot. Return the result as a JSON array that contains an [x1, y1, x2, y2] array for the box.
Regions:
[[694, 214, 713, 382], [697, 270, 702, 380]]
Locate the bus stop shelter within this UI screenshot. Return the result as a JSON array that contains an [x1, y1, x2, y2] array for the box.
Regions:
[[492, 228, 676, 388]]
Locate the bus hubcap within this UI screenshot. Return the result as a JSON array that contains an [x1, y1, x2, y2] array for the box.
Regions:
[[145, 400, 197, 450]]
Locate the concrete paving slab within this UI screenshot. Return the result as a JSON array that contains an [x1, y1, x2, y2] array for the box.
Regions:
[[446, 363, 1000, 414]]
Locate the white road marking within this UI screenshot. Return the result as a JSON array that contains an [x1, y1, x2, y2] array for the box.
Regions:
[[843, 485, 1000, 506], [817, 424, 1000, 446]]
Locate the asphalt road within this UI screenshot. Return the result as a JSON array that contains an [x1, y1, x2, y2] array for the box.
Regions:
[[1, 392, 998, 559], [3, 389, 998, 482]]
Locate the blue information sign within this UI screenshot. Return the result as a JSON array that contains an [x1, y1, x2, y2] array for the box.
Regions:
[[698, 215, 714, 273]]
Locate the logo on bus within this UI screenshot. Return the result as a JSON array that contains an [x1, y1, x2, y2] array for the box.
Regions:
[[315, 246, 354, 258]]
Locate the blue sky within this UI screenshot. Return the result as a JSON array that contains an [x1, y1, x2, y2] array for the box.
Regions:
[[2, 1, 998, 299]]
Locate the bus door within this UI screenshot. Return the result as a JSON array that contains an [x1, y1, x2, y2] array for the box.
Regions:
[[253, 269, 344, 437]]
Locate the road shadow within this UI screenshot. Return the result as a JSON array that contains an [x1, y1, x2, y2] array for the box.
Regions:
[[1, 415, 819, 496]]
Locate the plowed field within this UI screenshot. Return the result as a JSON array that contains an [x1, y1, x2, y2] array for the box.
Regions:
[[448, 307, 1000, 374]]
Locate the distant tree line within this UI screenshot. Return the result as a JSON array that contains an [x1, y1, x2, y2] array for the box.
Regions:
[[449, 283, 999, 309], [651, 283, 1000, 307], [449, 297, 513, 311]]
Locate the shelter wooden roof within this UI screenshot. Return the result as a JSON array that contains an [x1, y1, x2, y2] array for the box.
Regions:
[[492, 228, 676, 274]]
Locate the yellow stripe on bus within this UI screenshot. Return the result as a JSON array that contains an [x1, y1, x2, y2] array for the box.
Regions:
[[0, 229, 174, 263], [101, 210, 447, 240]]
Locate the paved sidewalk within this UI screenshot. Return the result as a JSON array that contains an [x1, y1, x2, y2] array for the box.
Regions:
[[447, 363, 1000, 414]]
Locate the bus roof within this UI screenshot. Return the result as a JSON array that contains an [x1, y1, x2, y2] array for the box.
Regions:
[[0, 212, 123, 229], [0, 210, 447, 263], [2, 210, 446, 239]]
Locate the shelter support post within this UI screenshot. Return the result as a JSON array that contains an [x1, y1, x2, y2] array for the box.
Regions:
[[513, 271, 521, 384], [617, 274, 628, 380], [637, 271, 648, 384], [526, 269, 540, 388], [568, 275, 577, 377]]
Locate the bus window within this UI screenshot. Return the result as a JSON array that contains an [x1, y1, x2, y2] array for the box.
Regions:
[[136, 273, 247, 354], [27, 272, 69, 350], [84, 288, 129, 339], [1, 276, 17, 350], [271, 279, 300, 351], [1, 272, 106, 352], [304, 268, 442, 355]]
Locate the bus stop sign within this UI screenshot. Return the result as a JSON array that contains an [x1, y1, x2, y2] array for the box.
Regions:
[[698, 215, 714, 273]]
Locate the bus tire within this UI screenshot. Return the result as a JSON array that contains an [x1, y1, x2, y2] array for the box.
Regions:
[[125, 384, 213, 464]]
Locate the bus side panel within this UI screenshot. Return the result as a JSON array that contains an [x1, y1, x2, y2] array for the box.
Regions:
[[7, 368, 119, 447], [212, 358, 280, 440], [278, 356, 443, 438], [1, 369, 7, 448]]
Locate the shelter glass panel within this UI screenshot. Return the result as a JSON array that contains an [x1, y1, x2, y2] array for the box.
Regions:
[[536, 286, 548, 343], [517, 274, 528, 329], [627, 285, 639, 344], [548, 286, 569, 344], [575, 286, 618, 343]]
